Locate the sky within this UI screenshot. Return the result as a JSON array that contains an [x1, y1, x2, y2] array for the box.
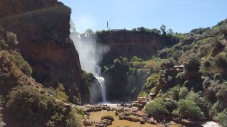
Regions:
[[60, 0, 227, 33]]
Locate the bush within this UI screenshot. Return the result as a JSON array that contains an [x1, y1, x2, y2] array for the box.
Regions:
[[66, 109, 83, 127], [145, 59, 161, 71], [216, 109, 227, 127], [202, 59, 212, 68], [214, 52, 227, 68], [160, 58, 175, 69], [165, 99, 177, 113], [9, 51, 32, 75], [6, 32, 19, 46], [186, 91, 209, 117], [0, 51, 23, 95], [56, 83, 69, 102], [5, 85, 82, 127], [213, 73, 223, 83], [164, 85, 180, 100], [209, 101, 225, 118], [174, 99, 204, 120], [143, 73, 159, 91], [139, 91, 147, 97], [184, 57, 200, 72], [179, 86, 189, 99], [131, 56, 143, 62], [72, 96, 81, 105], [145, 98, 169, 117]]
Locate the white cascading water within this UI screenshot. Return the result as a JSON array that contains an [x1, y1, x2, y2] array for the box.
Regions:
[[96, 77, 107, 102], [70, 21, 109, 102]]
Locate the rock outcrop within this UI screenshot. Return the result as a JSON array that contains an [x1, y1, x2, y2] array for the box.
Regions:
[[96, 30, 177, 64], [0, 0, 81, 99]]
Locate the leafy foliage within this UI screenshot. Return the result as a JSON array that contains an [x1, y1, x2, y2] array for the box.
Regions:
[[5, 85, 82, 127], [184, 57, 200, 72], [216, 109, 227, 127], [160, 58, 175, 69], [214, 52, 227, 68], [173, 99, 204, 120], [139, 91, 148, 97], [8, 51, 32, 75], [143, 73, 159, 92], [145, 98, 169, 117], [56, 83, 69, 102]]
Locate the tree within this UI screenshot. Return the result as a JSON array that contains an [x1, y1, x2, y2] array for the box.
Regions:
[[184, 57, 200, 72], [160, 58, 175, 69], [217, 109, 227, 127], [214, 52, 227, 68], [173, 99, 204, 120], [160, 24, 166, 35], [84, 29, 94, 34], [145, 98, 169, 117], [5, 85, 82, 127], [167, 29, 174, 35]]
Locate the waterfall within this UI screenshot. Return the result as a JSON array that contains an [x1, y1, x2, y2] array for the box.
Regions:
[[70, 21, 109, 102], [96, 77, 107, 102], [94, 66, 107, 102]]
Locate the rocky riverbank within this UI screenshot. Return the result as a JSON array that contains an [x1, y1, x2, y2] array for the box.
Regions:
[[82, 104, 178, 127], [81, 103, 222, 127]]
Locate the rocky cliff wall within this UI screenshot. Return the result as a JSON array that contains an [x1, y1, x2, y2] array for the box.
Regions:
[[0, 0, 82, 99], [96, 30, 177, 64]]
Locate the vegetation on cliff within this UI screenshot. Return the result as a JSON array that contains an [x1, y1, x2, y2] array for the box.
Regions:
[[5, 85, 82, 127], [0, 26, 82, 126], [141, 20, 227, 125], [0, 0, 82, 101], [99, 19, 227, 126]]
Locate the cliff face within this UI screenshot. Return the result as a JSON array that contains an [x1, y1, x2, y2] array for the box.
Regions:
[[96, 30, 177, 64], [0, 0, 82, 99]]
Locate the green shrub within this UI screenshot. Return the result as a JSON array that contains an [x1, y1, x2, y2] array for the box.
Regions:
[[72, 96, 81, 105], [0, 51, 23, 95], [81, 70, 95, 84], [56, 83, 69, 102], [160, 58, 175, 69], [216, 109, 227, 127], [131, 56, 143, 62], [186, 91, 209, 117], [214, 52, 227, 68], [66, 109, 83, 127], [179, 86, 189, 99], [145, 98, 169, 117], [213, 73, 223, 83], [184, 57, 200, 72], [9, 51, 32, 75], [144, 59, 161, 71], [139, 91, 147, 97], [5, 85, 82, 127], [164, 85, 180, 100], [144, 73, 159, 91], [209, 101, 225, 118], [165, 99, 177, 113], [174, 99, 204, 120]]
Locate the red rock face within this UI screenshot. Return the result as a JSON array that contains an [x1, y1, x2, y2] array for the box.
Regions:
[[96, 30, 173, 63], [0, 0, 82, 99]]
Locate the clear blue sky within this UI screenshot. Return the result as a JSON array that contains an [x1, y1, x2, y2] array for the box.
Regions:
[[60, 0, 227, 33]]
